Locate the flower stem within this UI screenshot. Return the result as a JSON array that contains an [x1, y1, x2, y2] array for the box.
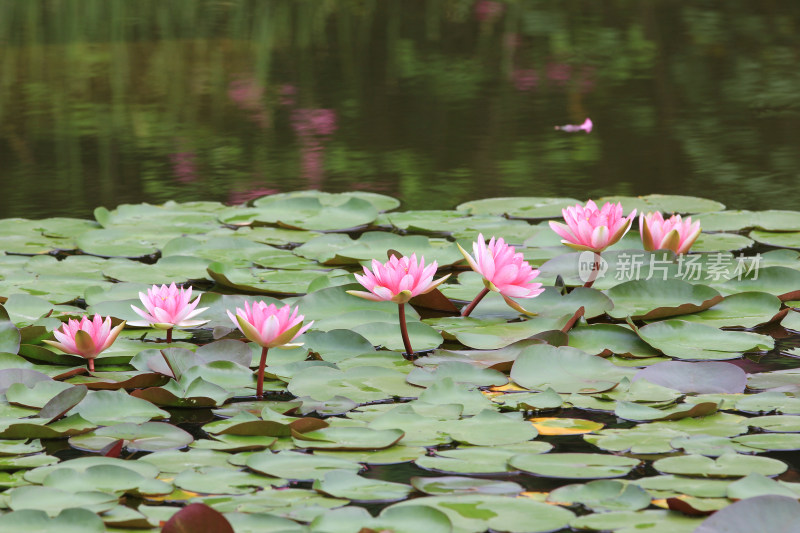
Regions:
[[461, 287, 490, 317], [166, 328, 173, 344], [398, 304, 414, 356], [88, 359, 95, 372], [256, 346, 269, 399], [583, 252, 602, 288]]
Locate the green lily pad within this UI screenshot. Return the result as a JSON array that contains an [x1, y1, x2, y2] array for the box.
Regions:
[[735, 392, 800, 414], [510, 344, 635, 393], [207, 261, 341, 295], [748, 415, 800, 433], [570, 509, 703, 533], [0, 453, 59, 471], [313, 470, 412, 502], [695, 210, 800, 232], [653, 454, 787, 477], [351, 320, 443, 352], [301, 329, 375, 363], [669, 435, 752, 456], [568, 324, 661, 358], [692, 232, 754, 252], [24, 456, 159, 485], [726, 473, 800, 500], [6, 485, 118, 515], [443, 409, 538, 446], [432, 315, 573, 350], [636, 320, 773, 360], [0, 439, 44, 456], [525, 287, 614, 319], [614, 401, 718, 422], [293, 426, 404, 450], [720, 266, 800, 300], [68, 422, 194, 453], [313, 445, 427, 465], [191, 434, 279, 452], [0, 320, 21, 354], [417, 378, 497, 416], [246, 450, 361, 481], [456, 197, 581, 218], [0, 413, 96, 439], [309, 504, 452, 533], [733, 433, 800, 451], [365, 403, 457, 447], [297, 231, 465, 266], [633, 474, 733, 498], [676, 291, 782, 327], [76, 228, 180, 258], [287, 365, 421, 403], [411, 476, 523, 496], [72, 390, 170, 425], [226, 196, 378, 231], [406, 361, 508, 388], [509, 452, 640, 479], [5, 380, 74, 409], [750, 230, 800, 249], [604, 279, 722, 320], [138, 449, 237, 474], [493, 389, 564, 410], [174, 466, 283, 495], [0, 508, 106, 532], [595, 194, 724, 214], [389, 494, 575, 533], [549, 480, 651, 512], [747, 369, 800, 393], [131, 376, 234, 408], [415, 443, 551, 474], [224, 511, 308, 533], [41, 464, 168, 495]]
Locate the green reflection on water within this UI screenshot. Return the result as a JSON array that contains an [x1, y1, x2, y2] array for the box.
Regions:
[[1, 0, 799, 218]]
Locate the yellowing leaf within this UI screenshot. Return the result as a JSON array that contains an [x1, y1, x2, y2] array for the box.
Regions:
[[529, 417, 604, 435]]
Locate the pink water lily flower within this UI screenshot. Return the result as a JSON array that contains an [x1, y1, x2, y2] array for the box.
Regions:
[[458, 234, 544, 316], [640, 212, 702, 254], [556, 117, 593, 133], [347, 254, 450, 305], [131, 283, 208, 344], [348, 253, 450, 355], [227, 302, 313, 398], [227, 301, 312, 349], [549, 200, 637, 253], [44, 315, 125, 372], [130, 283, 208, 341]]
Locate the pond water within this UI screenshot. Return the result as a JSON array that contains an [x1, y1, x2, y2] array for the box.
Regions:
[[2, 0, 799, 219]]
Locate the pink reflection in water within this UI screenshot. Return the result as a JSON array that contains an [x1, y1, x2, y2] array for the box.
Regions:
[[291, 108, 338, 137], [291, 108, 338, 188], [512, 69, 538, 91], [474, 0, 504, 22], [228, 77, 270, 128], [279, 84, 297, 106], [169, 151, 198, 183], [546, 63, 573, 86]]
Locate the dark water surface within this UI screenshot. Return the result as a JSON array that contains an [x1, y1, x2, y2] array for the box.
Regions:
[[1, 0, 799, 219]]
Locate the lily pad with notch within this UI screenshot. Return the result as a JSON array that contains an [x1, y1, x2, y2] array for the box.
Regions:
[[635, 320, 773, 361], [605, 279, 723, 320], [510, 344, 635, 394]]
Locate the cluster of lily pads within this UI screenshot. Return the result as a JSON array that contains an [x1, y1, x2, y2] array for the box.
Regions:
[[2, 190, 800, 532]]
